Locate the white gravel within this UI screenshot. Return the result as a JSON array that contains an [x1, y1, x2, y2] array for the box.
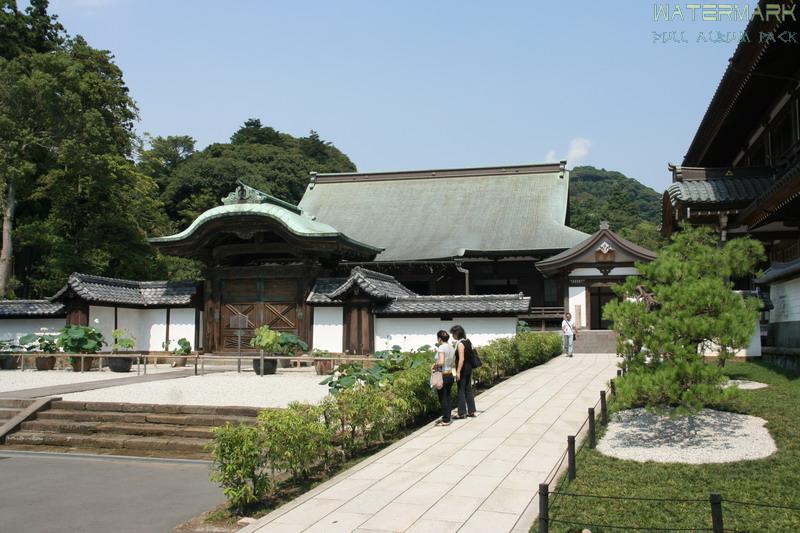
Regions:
[[0, 367, 181, 393], [598, 408, 777, 464], [726, 379, 768, 390], [61, 369, 330, 408]]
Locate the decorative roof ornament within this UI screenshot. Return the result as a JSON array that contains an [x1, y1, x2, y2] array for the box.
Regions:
[[221, 180, 304, 215], [598, 241, 613, 254], [599, 220, 610, 230]]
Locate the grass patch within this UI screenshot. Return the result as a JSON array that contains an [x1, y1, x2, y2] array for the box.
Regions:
[[539, 361, 800, 532]]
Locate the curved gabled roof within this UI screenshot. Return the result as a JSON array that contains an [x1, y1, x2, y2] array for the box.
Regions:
[[536, 224, 656, 275], [150, 203, 382, 254], [50, 273, 198, 307]]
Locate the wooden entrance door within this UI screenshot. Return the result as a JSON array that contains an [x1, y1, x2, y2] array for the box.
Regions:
[[590, 287, 616, 330], [343, 304, 373, 355], [219, 279, 301, 352]]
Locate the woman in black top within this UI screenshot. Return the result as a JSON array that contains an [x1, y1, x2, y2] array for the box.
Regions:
[[450, 325, 476, 418]]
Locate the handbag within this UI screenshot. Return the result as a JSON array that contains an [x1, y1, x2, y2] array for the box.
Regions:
[[464, 339, 482, 369], [430, 370, 444, 390]]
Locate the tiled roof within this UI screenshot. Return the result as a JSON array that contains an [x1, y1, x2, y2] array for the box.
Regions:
[[666, 177, 773, 207], [375, 294, 531, 316], [755, 259, 800, 286], [0, 300, 66, 317], [299, 163, 589, 261], [308, 268, 530, 316], [51, 273, 198, 307], [326, 267, 415, 301]]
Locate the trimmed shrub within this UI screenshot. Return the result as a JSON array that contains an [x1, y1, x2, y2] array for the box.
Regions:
[[258, 403, 333, 478], [209, 423, 272, 514]]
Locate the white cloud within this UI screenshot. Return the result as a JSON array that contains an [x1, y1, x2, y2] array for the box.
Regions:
[[542, 138, 591, 166], [566, 137, 591, 165]]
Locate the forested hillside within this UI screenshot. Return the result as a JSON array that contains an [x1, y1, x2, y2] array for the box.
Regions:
[[568, 166, 666, 250]]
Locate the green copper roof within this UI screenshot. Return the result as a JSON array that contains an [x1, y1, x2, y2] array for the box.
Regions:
[[150, 184, 382, 257], [299, 163, 589, 261]]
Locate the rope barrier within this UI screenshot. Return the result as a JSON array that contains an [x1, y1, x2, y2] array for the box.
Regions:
[[723, 498, 800, 511], [547, 517, 713, 531], [549, 490, 708, 503], [544, 448, 568, 487]]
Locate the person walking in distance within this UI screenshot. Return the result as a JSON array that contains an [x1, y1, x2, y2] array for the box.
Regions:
[[562, 312, 576, 357], [450, 325, 476, 418]]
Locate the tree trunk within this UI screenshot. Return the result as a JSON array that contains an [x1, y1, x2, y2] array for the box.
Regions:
[[0, 179, 16, 298]]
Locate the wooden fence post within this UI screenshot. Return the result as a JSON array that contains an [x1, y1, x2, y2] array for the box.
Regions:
[[538, 483, 549, 533], [710, 493, 724, 533], [600, 390, 608, 424], [588, 408, 596, 449], [567, 435, 576, 480]]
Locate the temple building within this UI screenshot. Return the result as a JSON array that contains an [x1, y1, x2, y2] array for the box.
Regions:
[[662, 1, 800, 361], [1, 161, 656, 354]]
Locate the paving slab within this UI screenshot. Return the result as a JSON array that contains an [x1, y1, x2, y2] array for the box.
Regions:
[[241, 353, 619, 533]]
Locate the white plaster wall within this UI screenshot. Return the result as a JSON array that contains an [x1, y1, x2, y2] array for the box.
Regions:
[[769, 278, 800, 323], [141, 308, 168, 351], [89, 305, 115, 350], [312, 307, 343, 353], [568, 287, 587, 328], [116, 308, 142, 350], [0, 318, 65, 344], [700, 322, 762, 357], [374, 317, 517, 351], [168, 308, 196, 350]]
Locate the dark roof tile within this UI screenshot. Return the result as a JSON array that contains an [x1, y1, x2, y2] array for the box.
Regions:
[[0, 300, 66, 317], [51, 273, 197, 307]]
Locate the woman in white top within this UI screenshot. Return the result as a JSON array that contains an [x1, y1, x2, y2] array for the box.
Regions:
[[562, 312, 576, 357], [433, 330, 456, 426]]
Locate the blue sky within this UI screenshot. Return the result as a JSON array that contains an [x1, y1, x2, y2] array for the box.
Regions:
[[46, 0, 752, 191]]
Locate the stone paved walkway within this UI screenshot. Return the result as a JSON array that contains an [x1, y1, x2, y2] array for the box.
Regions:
[[241, 353, 619, 533]]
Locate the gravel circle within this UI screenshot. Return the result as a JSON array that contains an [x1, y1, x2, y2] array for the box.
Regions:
[[598, 408, 777, 464], [62, 369, 329, 408], [726, 379, 768, 390], [0, 367, 181, 393]]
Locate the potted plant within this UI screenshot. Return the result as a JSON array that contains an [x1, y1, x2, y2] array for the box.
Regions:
[[19, 330, 59, 370], [312, 349, 335, 376], [57, 325, 105, 372], [108, 329, 136, 373], [0, 340, 21, 370], [249, 326, 308, 375], [172, 338, 191, 367]]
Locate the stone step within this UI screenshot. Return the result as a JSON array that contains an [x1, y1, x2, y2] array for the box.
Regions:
[[0, 443, 211, 460], [21, 419, 216, 439], [36, 409, 257, 427], [0, 398, 34, 409], [49, 400, 262, 418], [0, 407, 20, 420], [6, 431, 209, 453]]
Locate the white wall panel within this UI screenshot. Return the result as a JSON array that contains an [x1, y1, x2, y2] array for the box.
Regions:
[[141, 309, 168, 351], [89, 305, 115, 350], [0, 318, 65, 344], [312, 307, 343, 353], [568, 287, 587, 328], [116, 308, 142, 350], [374, 317, 517, 352], [770, 278, 800, 323], [169, 308, 196, 350]]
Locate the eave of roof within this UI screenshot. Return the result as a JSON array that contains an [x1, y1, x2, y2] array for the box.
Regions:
[[50, 273, 198, 307], [535, 226, 656, 275], [326, 267, 415, 301], [375, 294, 531, 316], [666, 176, 774, 208], [0, 300, 66, 318], [755, 258, 800, 285]]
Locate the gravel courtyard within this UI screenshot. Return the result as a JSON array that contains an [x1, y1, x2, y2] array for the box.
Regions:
[[0, 367, 181, 393], [61, 369, 329, 407]]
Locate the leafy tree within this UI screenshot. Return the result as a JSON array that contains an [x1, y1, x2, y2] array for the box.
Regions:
[[569, 166, 665, 249], [159, 121, 356, 229], [605, 226, 765, 412], [0, 2, 170, 297], [137, 134, 196, 193]]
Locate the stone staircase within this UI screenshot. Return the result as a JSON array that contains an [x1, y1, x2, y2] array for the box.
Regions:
[[2, 401, 261, 459], [574, 330, 618, 354], [0, 398, 35, 424]]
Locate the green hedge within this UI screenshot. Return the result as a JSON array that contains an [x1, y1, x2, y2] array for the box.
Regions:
[[209, 332, 562, 513]]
